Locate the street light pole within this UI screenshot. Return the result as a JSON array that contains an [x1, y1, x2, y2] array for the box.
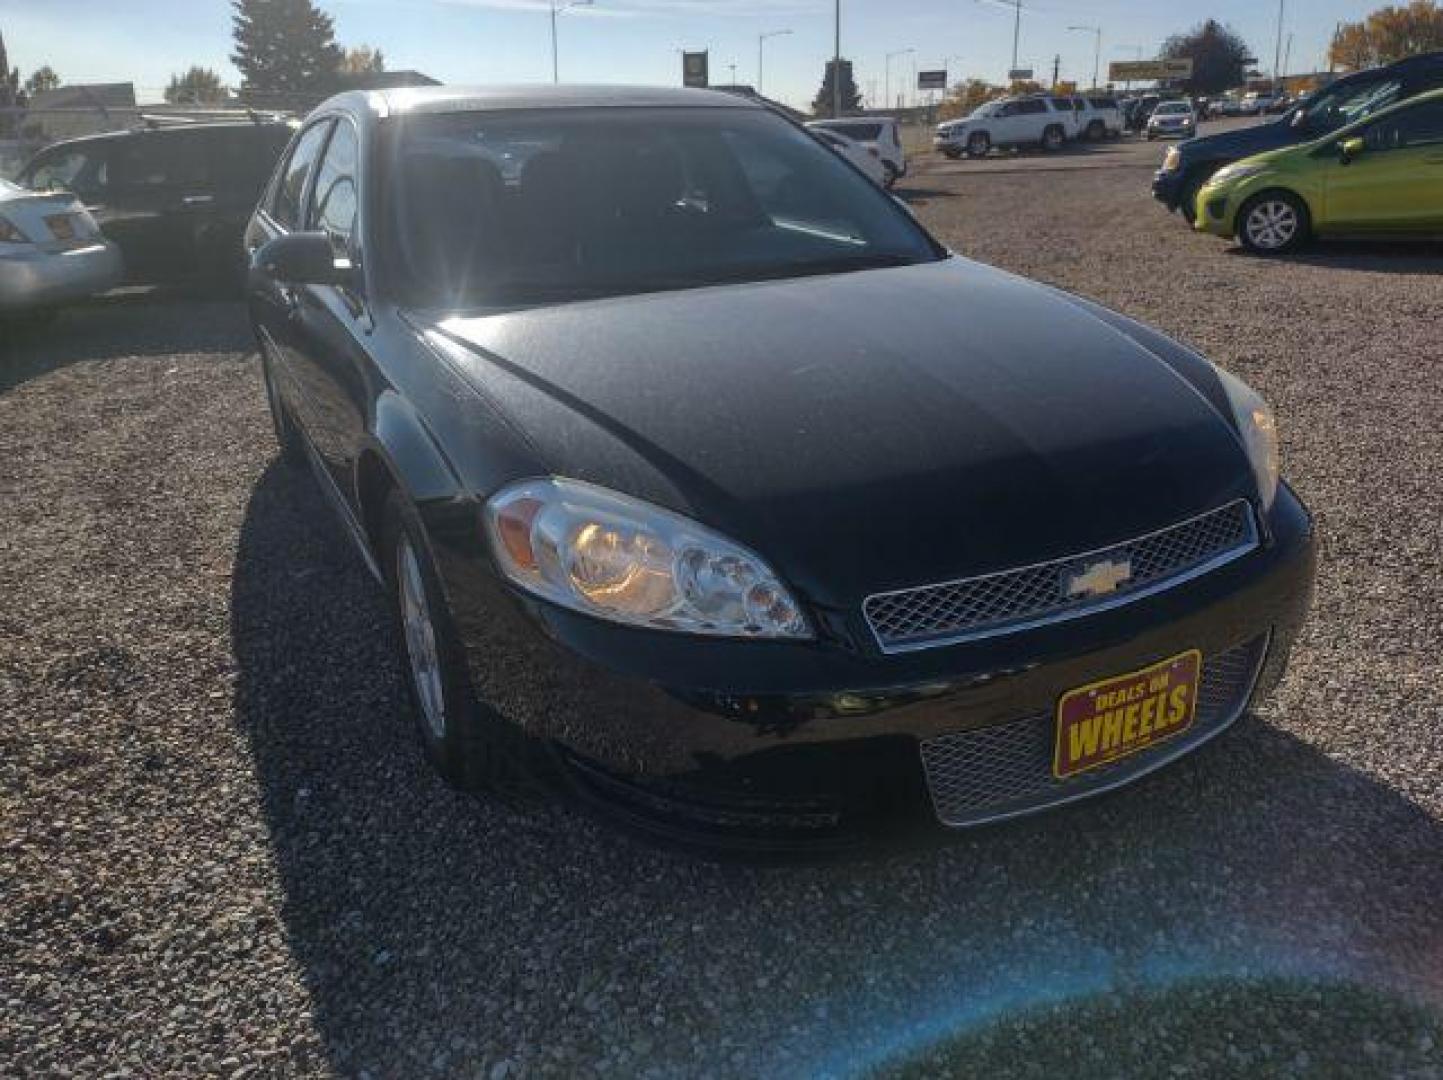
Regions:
[[1068, 25, 1102, 89], [885, 48, 914, 112], [757, 28, 792, 97], [549, 0, 594, 84], [1272, 0, 1286, 91]]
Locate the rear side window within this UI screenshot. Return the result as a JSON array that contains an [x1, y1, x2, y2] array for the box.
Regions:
[[1017, 99, 1048, 115], [308, 120, 359, 250], [210, 126, 295, 194], [271, 120, 333, 229], [832, 122, 882, 141], [1362, 99, 1443, 151], [1089, 97, 1118, 109], [110, 133, 208, 188]]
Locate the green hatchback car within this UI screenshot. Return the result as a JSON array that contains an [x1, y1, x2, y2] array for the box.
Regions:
[[1195, 88, 1443, 253]]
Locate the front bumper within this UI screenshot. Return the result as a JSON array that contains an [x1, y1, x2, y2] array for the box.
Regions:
[[436, 487, 1315, 851], [0, 241, 122, 312]]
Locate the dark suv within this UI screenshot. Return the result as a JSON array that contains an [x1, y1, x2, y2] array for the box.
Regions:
[[1153, 51, 1443, 222], [18, 121, 294, 285]]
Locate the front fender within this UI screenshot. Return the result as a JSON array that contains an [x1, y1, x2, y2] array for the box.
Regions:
[[369, 389, 462, 508]]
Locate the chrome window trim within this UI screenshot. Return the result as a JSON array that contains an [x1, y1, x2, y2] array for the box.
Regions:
[[864, 500, 1260, 654]]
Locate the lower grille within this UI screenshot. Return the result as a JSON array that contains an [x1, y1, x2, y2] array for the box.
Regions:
[[920, 636, 1268, 828]]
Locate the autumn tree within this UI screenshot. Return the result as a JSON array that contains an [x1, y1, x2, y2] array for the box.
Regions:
[[1159, 20, 1251, 94], [165, 66, 227, 104], [938, 78, 1002, 121], [1330, 1, 1443, 70], [340, 45, 385, 75], [231, 0, 342, 105]]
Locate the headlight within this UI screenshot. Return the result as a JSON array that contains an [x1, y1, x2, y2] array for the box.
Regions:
[[1162, 146, 1182, 172], [1209, 162, 1269, 186], [485, 478, 811, 640], [1216, 369, 1280, 510], [0, 215, 32, 244]]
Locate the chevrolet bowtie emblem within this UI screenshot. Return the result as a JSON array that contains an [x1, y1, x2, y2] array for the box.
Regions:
[[1065, 558, 1134, 599]]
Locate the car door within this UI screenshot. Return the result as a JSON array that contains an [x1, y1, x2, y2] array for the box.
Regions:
[[102, 131, 215, 280], [989, 101, 1021, 145], [1324, 99, 1443, 231], [280, 116, 373, 491], [247, 118, 334, 455]]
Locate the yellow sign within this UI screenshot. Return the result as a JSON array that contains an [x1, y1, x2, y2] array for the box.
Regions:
[[1055, 80, 1078, 95], [1108, 59, 1194, 82]]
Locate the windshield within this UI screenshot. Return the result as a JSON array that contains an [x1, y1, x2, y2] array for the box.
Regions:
[[971, 102, 1000, 118], [1154, 103, 1190, 116], [385, 107, 940, 308], [1295, 75, 1406, 134]]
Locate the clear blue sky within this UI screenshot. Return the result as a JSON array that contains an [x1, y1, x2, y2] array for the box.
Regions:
[[0, 0, 1393, 110]]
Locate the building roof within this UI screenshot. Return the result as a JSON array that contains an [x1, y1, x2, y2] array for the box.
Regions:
[[29, 82, 137, 111]]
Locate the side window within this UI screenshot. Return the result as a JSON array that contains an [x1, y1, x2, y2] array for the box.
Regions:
[[22, 147, 103, 195], [1018, 99, 1048, 115], [995, 102, 1018, 117], [110, 134, 208, 189], [308, 121, 359, 252], [1361, 100, 1443, 152], [270, 120, 333, 230], [1302, 78, 1405, 134]]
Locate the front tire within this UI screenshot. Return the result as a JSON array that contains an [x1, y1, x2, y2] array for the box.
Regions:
[[1177, 174, 1205, 225], [882, 161, 900, 189], [1237, 191, 1310, 255], [1086, 120, 1105, 141], [1041, 125, 1065, 152], [966, 131, 990, 158], [381, 489, 527, 794]]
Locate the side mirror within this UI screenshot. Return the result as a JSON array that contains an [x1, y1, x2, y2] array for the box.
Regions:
[[252, 231, 355, 287], [1338, 136, 1366, 164]]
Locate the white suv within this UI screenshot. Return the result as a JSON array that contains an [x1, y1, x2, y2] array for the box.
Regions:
[[806, 118, 906, 187], [934, 95, 1074, 158], [1073, 95, 1124, 140]]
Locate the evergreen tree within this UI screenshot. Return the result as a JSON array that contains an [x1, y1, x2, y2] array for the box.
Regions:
[[231, 0, 342, 106], [811, 59, 863, 118], [0, 29, 23, 138]]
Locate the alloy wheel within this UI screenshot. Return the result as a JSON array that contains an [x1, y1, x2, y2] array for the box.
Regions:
[[1244, 199, 1299, 251], [398, 536, 446, 740]]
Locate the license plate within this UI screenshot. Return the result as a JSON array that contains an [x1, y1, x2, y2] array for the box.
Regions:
[[1053, 650, 1202, 779], [45, 214, 77, 241]]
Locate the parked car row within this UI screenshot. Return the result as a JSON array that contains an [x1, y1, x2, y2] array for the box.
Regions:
[[1153, 49, 1443, 245], [933, 93, 1123, 158], [2, 119, 293, 315], [0, 177, 122, 313]]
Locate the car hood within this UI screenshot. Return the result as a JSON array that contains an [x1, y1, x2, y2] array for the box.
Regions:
[[425, 257, 1254, 607], [1181, 117, 1298, 160]]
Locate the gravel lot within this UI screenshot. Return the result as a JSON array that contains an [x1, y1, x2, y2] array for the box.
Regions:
[[3, 136, 1442, 1077]]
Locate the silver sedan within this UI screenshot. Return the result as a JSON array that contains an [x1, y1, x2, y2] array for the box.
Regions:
[[0, 177, 122, 313]]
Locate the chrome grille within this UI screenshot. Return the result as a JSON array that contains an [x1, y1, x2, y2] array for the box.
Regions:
[[919, 636, 1268, 828], [864, 501, 1258, 653]]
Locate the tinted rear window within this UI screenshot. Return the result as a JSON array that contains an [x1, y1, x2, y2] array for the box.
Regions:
[[1088, 97, 1118, 109]]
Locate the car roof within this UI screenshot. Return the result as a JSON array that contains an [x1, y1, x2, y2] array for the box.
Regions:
[[810, 116, 896, 125], [34, 121, 293, 152], [345, 83, 762, 118]]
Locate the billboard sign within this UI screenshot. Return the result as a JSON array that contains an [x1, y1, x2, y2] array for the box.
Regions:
[[1008, 68, 1034, 81], [682, 51, 709, 88], [917, 70, 948, 91], [1107, 58, 1193, 82]]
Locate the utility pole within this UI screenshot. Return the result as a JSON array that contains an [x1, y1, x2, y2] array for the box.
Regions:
[[1051, 53, 1060, 89], [728, 62, 737, 85], [1272, 0, 1285, 92], [832, 0, 841, 118], [1011, 0, 1022, 74], [1282, 32, 1293, 85]]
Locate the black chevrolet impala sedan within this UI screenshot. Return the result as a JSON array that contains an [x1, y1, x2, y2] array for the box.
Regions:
[[245, 86, 1314, 850]]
